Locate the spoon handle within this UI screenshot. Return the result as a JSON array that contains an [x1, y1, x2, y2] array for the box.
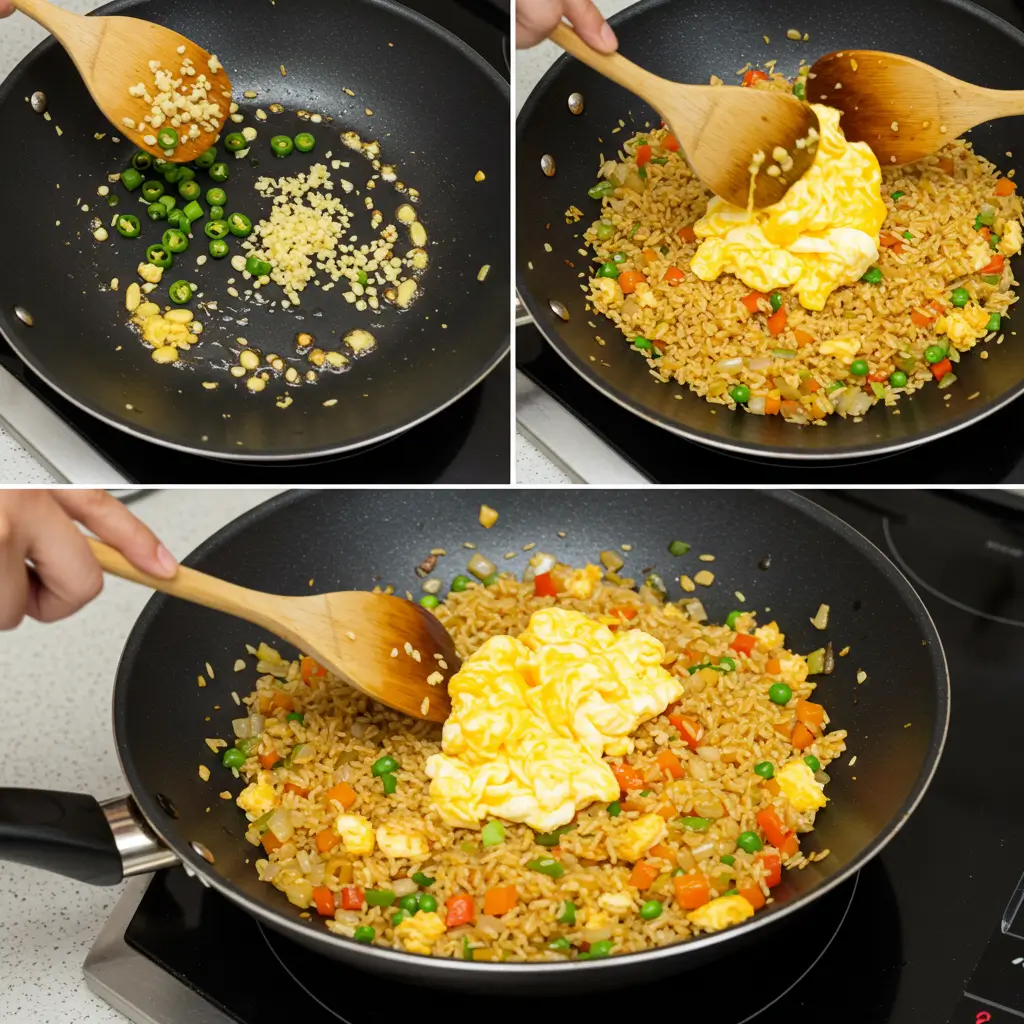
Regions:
[[8, 0, 81, 39], [86, 537, 288, 635], [548, 22, 668, 108]]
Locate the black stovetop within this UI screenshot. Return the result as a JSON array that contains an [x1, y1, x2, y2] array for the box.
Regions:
[[0, 0, 510, 485], [114, 490, 1024, 1023]]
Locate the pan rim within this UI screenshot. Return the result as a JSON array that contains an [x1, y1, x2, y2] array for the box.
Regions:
[[111, 488, 950, 975], [0, 0, 509, 462], [515, 0, 1024, 461]]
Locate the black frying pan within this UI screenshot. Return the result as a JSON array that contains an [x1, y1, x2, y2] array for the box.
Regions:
[[516, 0, 1024, 460], [0, 0, 508, 460], [0, 489, 947, 991]]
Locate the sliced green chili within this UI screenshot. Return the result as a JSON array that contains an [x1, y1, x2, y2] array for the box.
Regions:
[[209, 204, 225, 221], [168, 279, 194, 304], [146, 203, 168, 221], [245, 255, 272, 277], [115, 214, 141, 238], [183, 200, 204, 222], [162, 228, 189, 253], [205, 219, 230, 240], [209, 239, 229, 259], [178, 180, 201, 202], [270, 135, 294, 157], [194, 147, 217, 169], [206, 187, 227, 207], [145, 243, 173, 269], [129, 150, 152, 172], [228, 212, 252, 237], [141, 180, 165, 202], [527, 857, 565, 879], [294, 132, 315, 153], [120, 167, 143, 191], [534, 823, 577, 847], [157, 127, 178, 150], [224, 132, 247, 152], [208, 162, 230, 183]]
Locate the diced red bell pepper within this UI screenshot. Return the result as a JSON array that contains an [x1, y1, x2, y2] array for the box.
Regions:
[[930, 357, 953, 381], [761, 851, 782, 888], [755, 807, 791, 850], [662, 133, 680, 152], [534, 572, 557, 597], [312, 886, 336, 917], [668, 713, 702, 749], [446, 893, 476, 927], [340, 886, 365, 910], [610, 762, 645, 791], [636, 143, 652, 167], [742, 69, 769, 87], [730, 633, 757, 654], [981, 254, 1005, 275], [663, 266, 685, 285]]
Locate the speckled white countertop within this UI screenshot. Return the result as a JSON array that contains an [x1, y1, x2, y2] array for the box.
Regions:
[[513, 0, 634, 485], [0, 489, 282, 1023], [0, 0, 105, 483]]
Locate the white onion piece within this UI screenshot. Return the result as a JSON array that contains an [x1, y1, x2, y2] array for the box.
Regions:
[[232, 718, 251, 739], [816, 771, 831, 785], [583, 926, 613, 943], [747, 395, 766, 415], [476, 914, 503, 937], [810, 603, 830, 630], [714, 356, 744, 371], [747, 356, 773, 371], [529, 552, 557, 575], [392, 878, 419, 897], [267, 807, 295, 842], [248, 713, 265, 735], [468, 552, 496, 580], [697, 746, 721, 762], [692, 840, 716, 860], [296, 850, 312, 874]]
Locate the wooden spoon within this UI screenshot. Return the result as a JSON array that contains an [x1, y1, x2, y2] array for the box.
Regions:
[[549, 22, 820, 208], [807, 50, 1024, 166], [10, 0, 231, 163], [87, 537, 457, 723]]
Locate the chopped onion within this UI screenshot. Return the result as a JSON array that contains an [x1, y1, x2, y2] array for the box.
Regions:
[[248, 713, 265, 736], [815, 771, 831, 785], [290, 743, 315, 764], [476, 914, 503, 937], [267, 807, 295, 842], [296, 849, 313, 874], [810, 603, 830, 630], [771, 348, 797, 360], [937, 372, 958, 389], [775, 379, 801, 400], [421, 578, 442, 595], [714, 356, 744, 371], [232, 718, 251, 739], [747, 395, 766, 415], [468, 552, 496, 580], [691, 840, 716, 860], [350, 722, 366, 739], [392, 877, 419, 897], [683, 598, 707, 622], [747, 356, 773, 371], [599, 549, 625, 572], [529, 552, 557, 575], [696, 746, 721, 762], [583, 926, 613, 943]]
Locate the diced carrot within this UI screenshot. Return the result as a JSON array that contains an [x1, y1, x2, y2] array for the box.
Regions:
[[765, 658, 781, 675], [763, 778, 781, 797], [793, 328, 815, 347], [259, 751, 279, 770], [340, 886, 364, 910], [618, 800, 642, 813], [315, 829, 340, 853], [534, 572, 557, 598], [678, 225, 697, 242], [741, 290, 766, 313], [618, 270, 646, 294], [257, 698, 272, 715], [673, 871, 710, 909], [930, 357, 953, 381], [270, 690, 294, 712], [804, 379, 821, 393], [445, 893, 475, 927], [938, 156, 955, 175], [791, 721, 815, 751], [611, 762, 646, 791], [911, 310, 935, 327], [636, 143, 652, 167], [656, 749, 685, 779], [891, 241, 904, 255], [929, 299, 946, 315], [641, 248, 659, 264], [756, 807, 790, 849], [649, 843, 675, 862], [312, 885, 336, 917], [629, 860, 661, 890], [979, 227, 992, 241], [609, 606, 638, 620], [662, 133, 680, 152], [761, 851, 782, 888], [325, 782, 357, 810], [300, 656, 326, 683], [654, 802, 677, 821], [738, 884, 766, 910], [795, 699, 825, 729], [779, 400, 799, 417], [765, 395, 781, 415], [483, 885, 518, 916], [261, 832, 283, 853], [284, 783, 309, 798], [652, 339, 666, 354], [767, 306, 787, 336], [742, 68, 768, 87], [781, 832, 801, 858], [879, 233, 901, 248], [867, 371, 889, 383], [663, 265, 686, 285], [730, 633, 756, 655], [668, 713, 702, 749], [981, 254, 1005, 275], [995, 177, 1018, 196]]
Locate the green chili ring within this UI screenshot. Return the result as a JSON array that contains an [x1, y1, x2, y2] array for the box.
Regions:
[[168, 279, 194, 304], [205, 219, 230, 240], [145, 243, 173, 269]]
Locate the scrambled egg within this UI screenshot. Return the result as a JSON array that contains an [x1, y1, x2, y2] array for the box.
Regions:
[[776, 760, 827, 813], [754, 621, 784, 650], [687, 894, 755, 932], [565, 564, 602, 599], [394, 911, 447, 954], [334, 813, 376, 855], [425, 608, 683, 832], [376, 822, 430, 860], [616, 812, 668, 863], [936, 303, 994, 350], [690, 105, 887, 311], [237, 772, 278, 817]]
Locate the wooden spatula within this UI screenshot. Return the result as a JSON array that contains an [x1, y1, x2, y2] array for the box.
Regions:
[[807, 50, 1024, 166], [87, 537, 457, 723], [550, 22, 820, 208], [11, 0, 231, 163]]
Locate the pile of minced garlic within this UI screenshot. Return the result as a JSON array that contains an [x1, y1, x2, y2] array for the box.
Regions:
[[125, 278, 203, 364]]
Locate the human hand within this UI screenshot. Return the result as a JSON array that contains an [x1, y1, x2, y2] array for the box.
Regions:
[[0, 3, 13, 17], [0, 489, 177, 629], [516, 0, 617, 51]]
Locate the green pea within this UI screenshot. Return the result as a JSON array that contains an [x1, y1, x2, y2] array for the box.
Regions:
[[720, 855, 736, 866], [804, 754, 821, 773], [719, 656, 736, 673], [891, 191, 905, 200], [557, 900, 576, 925], [353, 926, 375, 943], [726, 610, 742, 629], [450, 575, 470, 592], [792, 80, 806, 101], [950, 287, 970, 308], [549, 937, 571, 951], [481, 820, 506, 846], [902, 230, 913, 240], [737, 831, 763, 853], [729, 384, 751, 404], [889, 370, 908, 388], [419, 594, 440, 609], [365, 889, 396, 907], [987, 312, 1002, 332], [398, 893, 422, 914], [392, 909, 410, 926], [588, 940, 613, 958], [411, 872, 434, 887], [371, 755, 398, 776], [861, 266, 883, 284], [381, 773, 398, 795], [640, 900, 663, 920], [222, 747, 246, 769], [611, 252, 628, 264], [924, 345, 945, 364], [607, 801, 622, 817], [991, 234, 1002, 251], [769, 292, 782, 313], [595, 220, 614, 240], [286, 712, 304, 723], [596, 261, 620, 279], [679, 816, 711, 832], [754, 760, 774, 779], [419, 894, 438, 913], [588, 180, 615, 200], [850, 359, 868, 377], [483, 573, 499, 587], [632, 336, 653, 351], [668, 540, 690, 556], [768, 682, 792, 705]]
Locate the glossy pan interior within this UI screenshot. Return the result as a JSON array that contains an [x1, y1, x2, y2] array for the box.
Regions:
[[516, 0, 1024, 459]]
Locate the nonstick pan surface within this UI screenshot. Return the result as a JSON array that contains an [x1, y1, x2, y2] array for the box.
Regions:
[[0, 0, 508, 460], [516, 0, 1024, 460], [56, 488, 944, 991]]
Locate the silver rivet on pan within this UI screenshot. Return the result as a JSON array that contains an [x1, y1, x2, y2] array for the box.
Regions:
[[568, 92, 584, 115], [541, 154, 556, 177], [549, 299, 570, 321], [14, 306, 33, 326], [190, 840, 215, 864], [30, 91, 46, 114]]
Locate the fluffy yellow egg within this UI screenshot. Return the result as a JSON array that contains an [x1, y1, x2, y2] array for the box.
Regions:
[[690, 104, 887, 311], [394, 911, 447, 954], [236, 772, 277, 817], [687, 894, 755, 932], [425, 608, 683, 833], [776, 760, 828, 813], [334, 813, 376, 855]]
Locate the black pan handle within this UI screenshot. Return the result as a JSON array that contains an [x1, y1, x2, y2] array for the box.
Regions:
[[0, 790, 177, 885]]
